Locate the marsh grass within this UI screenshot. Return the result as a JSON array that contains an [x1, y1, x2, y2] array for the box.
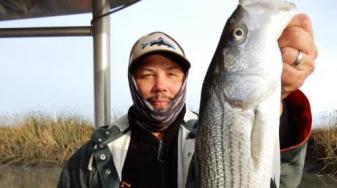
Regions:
[[306, 126, 337, 176], [0, 112, 93, 166], [1, 110, 337, 176]]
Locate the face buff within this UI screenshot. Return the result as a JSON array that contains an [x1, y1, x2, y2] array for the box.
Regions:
[[128, 72, 187, 132]]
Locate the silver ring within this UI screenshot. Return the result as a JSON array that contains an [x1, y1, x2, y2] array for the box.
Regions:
[[292, 50, 304, 67]]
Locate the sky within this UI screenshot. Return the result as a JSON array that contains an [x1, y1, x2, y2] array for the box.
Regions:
[[0, 0, 336, 125]]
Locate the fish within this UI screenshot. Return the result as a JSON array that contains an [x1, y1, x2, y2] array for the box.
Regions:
[[194, 0, 296, 187]]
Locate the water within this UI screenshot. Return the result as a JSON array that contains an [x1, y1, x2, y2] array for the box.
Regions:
[[0, 166, 61, 188], [0, 166, 336, 187], [299, 173, 337, 188]]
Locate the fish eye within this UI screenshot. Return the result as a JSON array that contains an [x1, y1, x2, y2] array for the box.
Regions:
[[232, 28, 245, 41]]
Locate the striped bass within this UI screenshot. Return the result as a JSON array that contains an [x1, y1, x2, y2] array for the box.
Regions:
[[195, 0, 296, 187]]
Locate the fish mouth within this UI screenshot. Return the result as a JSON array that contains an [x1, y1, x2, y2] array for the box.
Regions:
[[224, 72, 267, 77], [221, 73, 278, 109], [222, 72, 277, 83]]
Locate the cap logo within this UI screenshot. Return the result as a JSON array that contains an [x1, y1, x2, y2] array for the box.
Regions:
[[141, 37, 176, 50]]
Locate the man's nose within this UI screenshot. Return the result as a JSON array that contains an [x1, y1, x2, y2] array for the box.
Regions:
[[152, 75, 167, 92]]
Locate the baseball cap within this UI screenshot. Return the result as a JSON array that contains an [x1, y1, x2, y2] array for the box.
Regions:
[[129, 31, 191, 72]]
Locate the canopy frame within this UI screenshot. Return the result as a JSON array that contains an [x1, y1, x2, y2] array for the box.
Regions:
[[0, 0, 115, 127]]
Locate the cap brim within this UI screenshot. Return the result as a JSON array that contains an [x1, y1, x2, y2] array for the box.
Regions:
[[129, 50, 190, 73]]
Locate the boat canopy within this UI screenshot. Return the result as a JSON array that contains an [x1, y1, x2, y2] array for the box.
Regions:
[[0, 0, 138, 21]]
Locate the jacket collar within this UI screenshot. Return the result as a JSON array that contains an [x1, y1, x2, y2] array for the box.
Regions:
[[91, 109, 198, 144]]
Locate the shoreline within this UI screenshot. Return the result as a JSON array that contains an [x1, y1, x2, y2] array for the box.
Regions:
[[0, 165, 336, 188]]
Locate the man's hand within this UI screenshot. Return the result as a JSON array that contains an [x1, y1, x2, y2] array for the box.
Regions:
[[278, 14, 318, 99]]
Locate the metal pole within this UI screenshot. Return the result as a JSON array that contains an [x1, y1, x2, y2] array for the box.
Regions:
[[0, 26, 92, 37], [92, 0, 111, 127]]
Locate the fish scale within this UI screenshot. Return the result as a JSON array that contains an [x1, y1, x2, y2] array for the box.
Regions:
[[195, 0, 296, 187]]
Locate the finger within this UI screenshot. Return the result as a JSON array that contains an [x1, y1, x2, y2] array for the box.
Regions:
[[287, 13, 314, 38], [280, 47, 299, 65], [278, 26, 316, 56], [281, 54, 315, 100], [280, 47, 315, 74], [281, 56, 315, 90], [294, 53, 315, 76], [281, 64, 307, 95]]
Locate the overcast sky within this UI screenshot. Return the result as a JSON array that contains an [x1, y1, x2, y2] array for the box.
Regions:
[[0, 0, 336, 125]]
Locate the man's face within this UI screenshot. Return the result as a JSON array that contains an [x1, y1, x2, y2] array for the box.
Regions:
[[133, 54, 185, 110]]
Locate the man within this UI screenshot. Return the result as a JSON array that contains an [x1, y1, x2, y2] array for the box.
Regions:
[[57, 14, 317, 188]]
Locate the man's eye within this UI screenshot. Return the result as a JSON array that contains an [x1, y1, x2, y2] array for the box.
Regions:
[[141, 74, 154, 78], [168, 72, 181, 79]]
